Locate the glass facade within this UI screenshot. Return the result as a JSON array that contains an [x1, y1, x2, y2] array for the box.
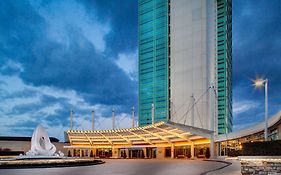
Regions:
[[138, 0, 233, 133], [138, 0, 169, 126], [216, 0, 233, 134]]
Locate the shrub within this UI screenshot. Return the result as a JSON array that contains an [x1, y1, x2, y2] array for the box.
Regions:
[[228, 149, 242, 157], [242, 140, 281, 156], [0, 147, 23, 156], [205, 148, 210, 159]]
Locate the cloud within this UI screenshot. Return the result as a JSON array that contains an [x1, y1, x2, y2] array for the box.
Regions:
[[115, 50, 138, 81], [0, 73, 135, 140], [233, 0, 281, 93], [0, 0, 138, 107], [79, 0, 138, 56], [0, 60, 24, 75], [0, 0, 139, 140], [233, 100, 258, 115], [0, 0, 281, 139], [30, 0, 111, 53], [232, 0, 281, 129], [233, 122, 259, 132]]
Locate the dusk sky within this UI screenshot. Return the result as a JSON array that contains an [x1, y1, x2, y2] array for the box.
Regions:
[[0, 0, 280, 141]]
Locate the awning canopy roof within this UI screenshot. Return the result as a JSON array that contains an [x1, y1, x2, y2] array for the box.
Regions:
[[66, 121, 213, 148], [215, 111, 281, 142]]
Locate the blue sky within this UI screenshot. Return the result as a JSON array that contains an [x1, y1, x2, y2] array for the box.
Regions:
[[0, 0, 280, 141]]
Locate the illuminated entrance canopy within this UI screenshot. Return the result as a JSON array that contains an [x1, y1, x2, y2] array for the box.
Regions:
[[65, 121, 214, 159]]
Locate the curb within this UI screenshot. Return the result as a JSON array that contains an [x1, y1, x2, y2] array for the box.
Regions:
[[0, 159, 105, 169], [200, 159, 232, 175]]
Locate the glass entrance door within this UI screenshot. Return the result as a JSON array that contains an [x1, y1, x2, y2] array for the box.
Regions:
[[128, 149, 144, 158], [146, 148, 157, 158]]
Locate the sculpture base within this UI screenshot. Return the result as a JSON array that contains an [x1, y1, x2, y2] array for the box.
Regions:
[[0, 158, 104, 169], [16, 155, 65, 160]]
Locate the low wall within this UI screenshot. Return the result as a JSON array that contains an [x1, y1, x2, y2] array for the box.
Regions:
[[239, 156, 281, 175], [0, 141, 68, 155]]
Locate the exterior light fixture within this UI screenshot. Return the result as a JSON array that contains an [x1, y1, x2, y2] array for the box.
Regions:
[[253, 78, 269, 141], [253, 78, 266, 88]]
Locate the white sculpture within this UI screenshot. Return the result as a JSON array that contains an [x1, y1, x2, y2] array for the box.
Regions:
[[23, 125, 64, 157]]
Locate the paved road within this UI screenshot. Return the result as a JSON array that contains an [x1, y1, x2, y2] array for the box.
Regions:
[[0, 159, 226, 175]]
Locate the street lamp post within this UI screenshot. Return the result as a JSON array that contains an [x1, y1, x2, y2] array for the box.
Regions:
[[253, 78, 268, 141]]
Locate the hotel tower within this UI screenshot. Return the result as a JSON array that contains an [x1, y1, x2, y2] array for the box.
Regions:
[[138, 0, 232, 134]]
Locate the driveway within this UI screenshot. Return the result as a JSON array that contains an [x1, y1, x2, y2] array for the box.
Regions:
[[0, 159, 226, 175]]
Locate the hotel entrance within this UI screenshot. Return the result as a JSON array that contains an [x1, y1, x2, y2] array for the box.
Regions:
[[120, 147, 157, 159], [128, 148, 144, 158], [126, 148, 156, 158], [146, 147, 157, 158], [96, 148, 112, 158], [174, 146, 191, 158]]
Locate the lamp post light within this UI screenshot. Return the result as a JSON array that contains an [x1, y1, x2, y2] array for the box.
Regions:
[[253, 78, 268, 141]]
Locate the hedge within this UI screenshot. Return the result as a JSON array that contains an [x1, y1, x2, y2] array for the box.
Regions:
[[242, 140, 281, 156]]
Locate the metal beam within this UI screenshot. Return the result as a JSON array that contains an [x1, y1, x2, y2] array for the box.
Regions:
[[100, 133, 113, 145], [155, 126, 190, 142], [128, 130, 153, 145], [115, 132, 132, 145], [84, 133, 93, 146], [140, 128, 171, 144]]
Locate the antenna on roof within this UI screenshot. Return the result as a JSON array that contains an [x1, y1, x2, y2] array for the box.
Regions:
[[151, 103, 154, 124], [92, 110, 95, 130], [112, 108, 115, 129], [70, 110, 74, 130], [132, 106, 135, 128]]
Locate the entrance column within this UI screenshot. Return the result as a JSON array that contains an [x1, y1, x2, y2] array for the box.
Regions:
[[118, 148, 121, 158], [156, 147, 165, 159], [278, 125, 281, 139], [93, 148, 97, 157], [80, 149, 82, 157], [71, 149, 74, 157], [210, 136, 215, 158], [112, 147, 119, 158], [218, 142, 221, 156], [191, 142, 194, 159], [171, 144, 174, 158], [143, 148, 147, 158], [125, 148, 129, 159]]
